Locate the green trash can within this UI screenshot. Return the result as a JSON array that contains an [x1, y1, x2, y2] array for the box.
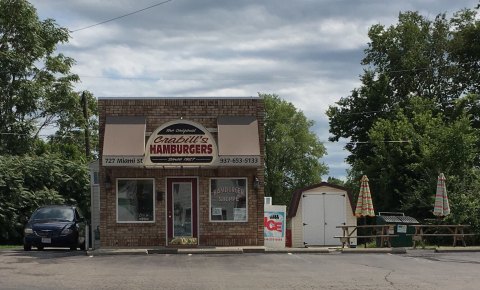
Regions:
[[376, 212, 419, 247]]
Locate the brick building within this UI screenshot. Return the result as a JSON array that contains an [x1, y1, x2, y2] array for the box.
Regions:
[[98, 97, 265, 247]]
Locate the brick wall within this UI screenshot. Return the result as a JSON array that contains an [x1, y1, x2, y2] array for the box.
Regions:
[[99, 98, 265, 247]]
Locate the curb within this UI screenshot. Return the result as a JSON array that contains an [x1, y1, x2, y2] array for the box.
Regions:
[[265, 248, 331, 254], [243, 247, 266, 253], [177, 248, 244, 255], [341, 247, 407, 254], [147, 248, 178, 254], [85, 246, 480, 256], [87, 249, 148, 256], [435, 247, 480, 253]]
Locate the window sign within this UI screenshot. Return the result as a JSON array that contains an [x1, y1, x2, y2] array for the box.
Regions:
[[234, 208, 247, 221], [212, 208, 223, 216], [210, 178, 247, 222], [397, 224, 407, 233], [117, 179, 154, 222]]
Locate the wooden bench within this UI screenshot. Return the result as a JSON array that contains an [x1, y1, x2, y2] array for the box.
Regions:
[[335, 225, 399, 248], [408, 225, 475, 248], [334, 234, 399, 248]]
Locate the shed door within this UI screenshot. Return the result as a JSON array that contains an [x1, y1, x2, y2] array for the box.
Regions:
[[302, 193, 346, 246], [323, 194, 346, 245], [302, 194, 326, 245]]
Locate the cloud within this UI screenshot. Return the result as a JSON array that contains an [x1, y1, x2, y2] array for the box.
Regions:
[[32, 0, 479, 179]]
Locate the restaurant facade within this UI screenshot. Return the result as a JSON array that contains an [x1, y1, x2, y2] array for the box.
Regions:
[[98, 97, 265, 247]]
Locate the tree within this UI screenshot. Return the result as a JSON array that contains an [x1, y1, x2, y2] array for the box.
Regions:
[[0, 1, 98, 243], [326, 177, 345, 187], [365, 97, 478, 214], [0, 0, 86, 155], [327, 6, 480, 233], [328, 8, 480, 166], [449, 9, 480, 95], [46, 90, 99, 161], [262, 93, 328, 206]]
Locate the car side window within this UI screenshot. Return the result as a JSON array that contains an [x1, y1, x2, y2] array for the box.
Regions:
[[75, 209, 83, 221]]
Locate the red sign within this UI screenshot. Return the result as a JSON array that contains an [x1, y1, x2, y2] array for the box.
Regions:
[[264, 217, 283, 232]]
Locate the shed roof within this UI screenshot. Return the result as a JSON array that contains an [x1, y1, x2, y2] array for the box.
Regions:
[[287, 182, 355, 219]]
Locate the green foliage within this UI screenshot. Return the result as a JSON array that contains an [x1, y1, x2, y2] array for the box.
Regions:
[[0, 0, 99, 157], [0, 1, 96, 244], [262, 93, 328, 206], [449, 9, 480, 95], [366, 97, 478, 216], [48, 91, 99, 160], [328, 8, 480, 165], [0, 154, 89, 243], [327, 6, 480, 238], [326, 176, 345, 187]]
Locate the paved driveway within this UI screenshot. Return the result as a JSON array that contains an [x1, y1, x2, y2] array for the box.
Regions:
[[1, 249, 480, 289]]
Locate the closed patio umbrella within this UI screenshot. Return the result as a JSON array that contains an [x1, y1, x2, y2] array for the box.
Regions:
[[433, 173, 450, 217], [355, 175, 375, 217], [355, 175, 375, 247]]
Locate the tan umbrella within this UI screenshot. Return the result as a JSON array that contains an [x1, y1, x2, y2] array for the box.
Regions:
[[433, 173, 450, 217], [355, 175, 375, 217]]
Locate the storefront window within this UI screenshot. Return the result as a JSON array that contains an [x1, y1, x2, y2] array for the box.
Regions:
[[210, 178, 247, 222], [117, 179, 154, 223]]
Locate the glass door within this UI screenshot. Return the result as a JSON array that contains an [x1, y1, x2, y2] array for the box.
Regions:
[[167, 178, 197, 243]]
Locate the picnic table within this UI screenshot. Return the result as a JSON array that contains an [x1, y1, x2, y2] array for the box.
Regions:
[[335, 225, 398, 248], [408, 225, 474, 248]]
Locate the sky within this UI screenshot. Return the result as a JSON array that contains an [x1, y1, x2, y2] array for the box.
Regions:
[[32, 0, 479, 180]]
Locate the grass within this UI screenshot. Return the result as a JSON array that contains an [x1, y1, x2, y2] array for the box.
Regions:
[[0, 244, 22, 250], [356, 240, 378, 248], [357, 240, 439, 249]]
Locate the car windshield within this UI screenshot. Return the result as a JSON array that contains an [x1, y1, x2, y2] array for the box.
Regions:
[[31, 207, 75, 222]]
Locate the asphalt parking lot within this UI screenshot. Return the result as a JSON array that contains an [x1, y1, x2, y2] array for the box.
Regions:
[[1, 249, 480, 289]]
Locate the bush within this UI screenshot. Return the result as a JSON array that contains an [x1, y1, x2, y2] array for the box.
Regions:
[[0, 154, 89, 243]]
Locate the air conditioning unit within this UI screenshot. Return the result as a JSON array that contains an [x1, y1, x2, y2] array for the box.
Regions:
[[264, 197, 272, 205]]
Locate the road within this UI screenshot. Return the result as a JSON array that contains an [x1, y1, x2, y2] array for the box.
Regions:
[[1, 249, 479, 289]]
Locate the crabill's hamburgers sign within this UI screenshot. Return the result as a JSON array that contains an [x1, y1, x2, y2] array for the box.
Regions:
[[144, 120, 218, 166]]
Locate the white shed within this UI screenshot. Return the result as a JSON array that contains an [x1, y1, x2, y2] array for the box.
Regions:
[[287, 182, 356, 247]]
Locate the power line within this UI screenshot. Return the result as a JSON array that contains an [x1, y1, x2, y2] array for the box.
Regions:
[[0, 132, 86, 137], [348, 140, 411, 144], [70, 0, 174, 33], [364, 60, 479, 75]]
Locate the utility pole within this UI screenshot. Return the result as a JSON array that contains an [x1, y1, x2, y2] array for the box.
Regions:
[[81, 91, 91, 159]]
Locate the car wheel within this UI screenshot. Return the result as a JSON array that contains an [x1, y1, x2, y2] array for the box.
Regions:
[[37, 246, 44, 251], [70, 246, 77, 251], [24, 244, 32, 251]]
